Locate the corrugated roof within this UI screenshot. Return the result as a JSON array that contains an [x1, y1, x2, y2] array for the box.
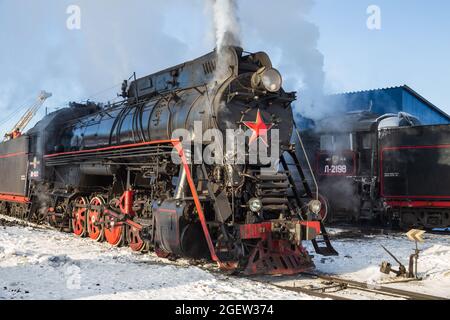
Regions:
[[401, 85, 450, 120], [329, 85, 405, 96], [328, 85, 450, 120]]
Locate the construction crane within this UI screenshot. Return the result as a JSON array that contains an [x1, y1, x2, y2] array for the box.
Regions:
[[4, 90, 52, 141]]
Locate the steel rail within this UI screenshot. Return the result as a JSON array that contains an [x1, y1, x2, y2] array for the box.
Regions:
[[299, 273, 447, 300], [268, 282, 350, 300]]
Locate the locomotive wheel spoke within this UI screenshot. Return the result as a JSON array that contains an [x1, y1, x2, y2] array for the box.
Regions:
[[104, 217, 124, 246], [72, 196, 88, 237], [126, 225, 147, 252], [104, 198, 124, 246], [87, 196, 105, 242], [318, 194, 329, 222]]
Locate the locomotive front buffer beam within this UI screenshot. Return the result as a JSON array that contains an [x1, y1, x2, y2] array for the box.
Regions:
[[239, 220, 321, 275]]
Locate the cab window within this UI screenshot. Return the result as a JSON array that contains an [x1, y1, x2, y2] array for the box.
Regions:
[[320, 134, 352, 151]]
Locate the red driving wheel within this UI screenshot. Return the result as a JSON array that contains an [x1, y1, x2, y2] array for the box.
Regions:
[[318, 194, 329, 222], [72, 196, 88, 237], [87, 196, 105, 242], [127, 225, 147, 252], [104, 198, 124, 246]]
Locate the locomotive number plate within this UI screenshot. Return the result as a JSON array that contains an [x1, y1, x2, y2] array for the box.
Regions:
[[324, 165, 347, 174]]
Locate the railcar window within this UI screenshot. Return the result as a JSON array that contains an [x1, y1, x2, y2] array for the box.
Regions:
[[320, 134, 352, 151], [362, 133, 372, 149], [334, 134, 351, 151], [320, 135, 333, 151]]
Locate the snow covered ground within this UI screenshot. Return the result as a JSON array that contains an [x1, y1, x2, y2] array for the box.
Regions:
[[0, 215, 449, 300], [0, 216, 313, 300], [305, 228, 450, 298]]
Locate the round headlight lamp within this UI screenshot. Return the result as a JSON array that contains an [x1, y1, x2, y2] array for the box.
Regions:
[[251, 67, 283, 93], [308, 200, 322, 214], [249, 198, 263, 213]]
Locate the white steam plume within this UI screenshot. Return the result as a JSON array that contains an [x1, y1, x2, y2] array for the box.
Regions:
[[209, 0, 242, 82], [212, 0, 241, 51], [239, 0, 329, 122]]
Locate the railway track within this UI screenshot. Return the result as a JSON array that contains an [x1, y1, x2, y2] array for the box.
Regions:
[[260, 273, 447, 300]]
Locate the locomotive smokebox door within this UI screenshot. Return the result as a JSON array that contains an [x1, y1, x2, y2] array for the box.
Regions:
[[153, 200, 209, 259]]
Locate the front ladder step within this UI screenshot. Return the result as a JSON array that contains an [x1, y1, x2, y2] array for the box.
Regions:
[[311, 221, 338, 256]]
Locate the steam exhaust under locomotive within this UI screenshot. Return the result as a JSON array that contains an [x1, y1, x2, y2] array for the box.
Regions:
[[0, 47, 337, 275]]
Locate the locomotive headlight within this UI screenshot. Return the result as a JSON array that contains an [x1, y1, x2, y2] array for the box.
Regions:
[[249, 198, 263, 213], [251, 67, 283, 93], [261, 68, 282, 92], [308, 200, 322, 214]]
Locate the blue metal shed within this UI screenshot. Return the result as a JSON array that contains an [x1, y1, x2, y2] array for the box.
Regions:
[[326, 85, 450, 125]]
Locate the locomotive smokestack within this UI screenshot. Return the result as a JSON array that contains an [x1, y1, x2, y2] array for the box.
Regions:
[[210, 0, 242, 82]]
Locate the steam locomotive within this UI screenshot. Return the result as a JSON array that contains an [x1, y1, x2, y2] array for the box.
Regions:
[[301, 111, 450, 229], [0, 47, 336, 275]]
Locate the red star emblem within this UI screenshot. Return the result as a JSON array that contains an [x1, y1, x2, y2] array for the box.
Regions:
[[243, 109, 273, 146]]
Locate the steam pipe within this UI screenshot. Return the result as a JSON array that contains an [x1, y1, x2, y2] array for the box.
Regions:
[[294, 123, 319, 200], [174, 148, 191, 199], [174, 166, 187, 200]]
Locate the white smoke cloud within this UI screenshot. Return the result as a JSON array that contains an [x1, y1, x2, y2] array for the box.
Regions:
[[239, 0, 328, 121]]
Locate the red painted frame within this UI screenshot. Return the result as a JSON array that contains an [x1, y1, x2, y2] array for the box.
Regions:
[[172, 141, 220, 263], [0, 193, 29, 204], [0, 151, 27, 159], [386, 201, 450, 208], [240, 221, 321, 240]]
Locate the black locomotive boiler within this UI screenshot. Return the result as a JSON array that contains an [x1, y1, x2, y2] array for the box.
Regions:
[[0, 47, 336, 275]]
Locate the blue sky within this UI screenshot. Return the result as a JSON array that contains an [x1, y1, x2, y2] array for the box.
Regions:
[[0, 0, 449, 132], [309, 0, 450, 109]]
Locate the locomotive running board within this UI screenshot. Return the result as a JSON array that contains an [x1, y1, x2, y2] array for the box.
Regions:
[[311, 221, 338, 256]]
